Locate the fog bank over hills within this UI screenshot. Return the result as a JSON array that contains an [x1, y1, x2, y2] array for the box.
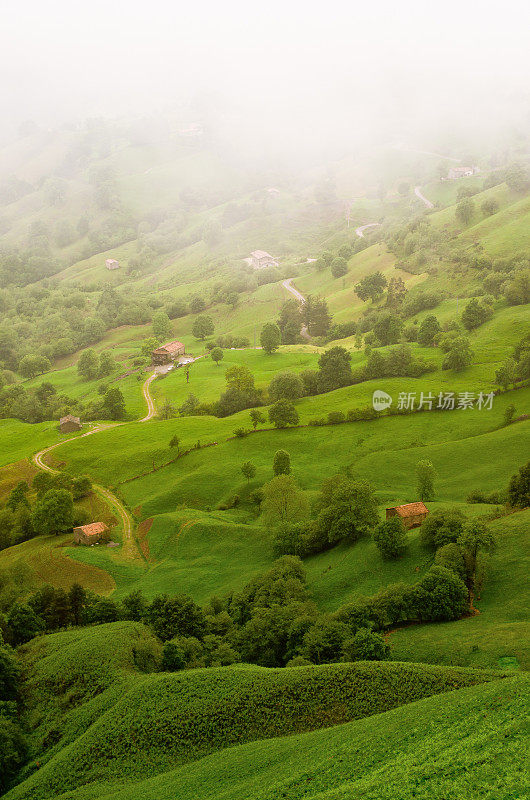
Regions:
[[1, 0, 529, 160]]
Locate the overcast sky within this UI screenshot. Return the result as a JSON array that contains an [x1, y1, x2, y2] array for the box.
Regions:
[[1, 0, 529, 144]]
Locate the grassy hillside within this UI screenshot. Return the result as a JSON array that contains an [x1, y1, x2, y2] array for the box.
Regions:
[[38, 673, 526, 800], [7, 648, 504, 800]]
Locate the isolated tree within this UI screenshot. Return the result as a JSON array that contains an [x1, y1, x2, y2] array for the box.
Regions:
[[316, 476, 379, 546], [442, 337, 474, 372], [416, 459, 436, 501], [103, 386, 126, 419], [504, 403, 516, 425], [481, 198, 499, 216], [225, 364, 255, 392], [504, 162, 529, 192], [374, 313, 403, 345], [249, 409, 266, 429], [417, 314, 441, 347], [18, 354, 51, 379], [268, 371, 304, 401], [189, 295, 206, 314], [455, 197, 474, 225], [77, 349, 99, 380], [260, 322, 282, 354], [330, 256, 348, 279], [261, 475, 309, 527], [504, 269, 530, 306], [241, 461, 256, 483], [420, 508, 465, 550], [302, 295, 332, 337], [159, 399, 177, 419], [373, 517, 407, 559], [386, 276, 407, 308], [192, 315, 214, 340], [98, 350, 115, 377], [355, 272, 387, 303], [507, 461, 530, 508], [461, 298, 493, 331], [32, 489, 74, 536], [211, 347, 224, 366], [152, 311, 171, 340], [495, 358, 518, 390], [273, 449, 291, 476], [140, 337, 159, 359], [317, 346, 353, 392], [269, 400, 299, 429], [458, 520, 496, 579], [169, 434, 180, 452]]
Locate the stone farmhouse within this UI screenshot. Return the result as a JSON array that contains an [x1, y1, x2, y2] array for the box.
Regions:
[[151, 340, 186, 366], [73, 522, 108, 545], [385, 501, 429, 530], [59, 414, 82, 433], [250, 250, 279, 270], [105, 258, 120, 270], [447, 166, 476, 180]]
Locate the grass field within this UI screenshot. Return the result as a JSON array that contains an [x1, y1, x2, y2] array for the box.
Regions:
[[19, 673, 525, 800], [6, 646, 505, 800]]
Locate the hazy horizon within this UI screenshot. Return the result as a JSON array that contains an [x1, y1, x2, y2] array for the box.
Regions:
[[2, 0, 529, 158]]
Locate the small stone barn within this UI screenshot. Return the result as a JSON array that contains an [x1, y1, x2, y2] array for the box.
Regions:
[[73, 522, 108, 546], [105, 258, 120, 270], [59, 414, 82, 433], [151, 340, 185, 366], [250, 250, 279, 270], [386, 501, 429, 530]]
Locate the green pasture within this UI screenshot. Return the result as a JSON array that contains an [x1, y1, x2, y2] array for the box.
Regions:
[[390, 510, 530, 670]]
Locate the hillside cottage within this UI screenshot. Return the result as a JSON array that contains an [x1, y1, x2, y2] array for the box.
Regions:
[[385, 501, 429, 530], [59, 414, 82, 433], [151, 340, 185, 366], [447, 166, 475, 180], [73, 522, 108, 545], [250, 250, 279, 270], [105, 258, 120, 270]]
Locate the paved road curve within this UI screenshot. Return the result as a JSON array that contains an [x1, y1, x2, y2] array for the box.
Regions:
[[355, 222, 380, 238], [282, 278, 310, 340], [414, 186, 434, 209]]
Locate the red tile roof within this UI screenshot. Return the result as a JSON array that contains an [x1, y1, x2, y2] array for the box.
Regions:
[[153, 341, 185, 355], [77, 522, 108, 537], [392, 502, 429, 517], [60, 414, 81, 424]]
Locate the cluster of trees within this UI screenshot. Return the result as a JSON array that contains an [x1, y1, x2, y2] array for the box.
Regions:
[[0, 472, 93, 553], [77, 349, 116, 380], [0, 377, 126, 424], [265, 472, 379, 558]]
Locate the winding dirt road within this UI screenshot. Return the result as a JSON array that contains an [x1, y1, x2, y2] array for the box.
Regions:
[[140, 372, 157, 421], [355, 222, 380, 238], [414, 186, 434, 209], [31, 376, 160, 562], [282, 278, 310, 341]]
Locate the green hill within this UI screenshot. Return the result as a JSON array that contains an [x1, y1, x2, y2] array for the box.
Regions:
[[6, 628, 506, 800]]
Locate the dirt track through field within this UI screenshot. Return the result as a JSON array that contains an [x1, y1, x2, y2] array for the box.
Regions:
[[31, 378, 159, 564]]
